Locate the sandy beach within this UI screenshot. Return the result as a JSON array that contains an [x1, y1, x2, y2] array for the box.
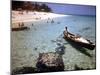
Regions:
[[12, 11, 68, 28]]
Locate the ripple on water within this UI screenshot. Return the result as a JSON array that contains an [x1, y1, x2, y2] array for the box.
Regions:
[[12, 15, 96, 71]]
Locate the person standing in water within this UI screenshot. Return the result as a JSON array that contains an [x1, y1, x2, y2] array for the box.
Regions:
[[65, 27, 67, 31], [64, 27, 68, 36]]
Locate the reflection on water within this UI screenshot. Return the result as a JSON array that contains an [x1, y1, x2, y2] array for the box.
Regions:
[[11, 15, 96, 71]]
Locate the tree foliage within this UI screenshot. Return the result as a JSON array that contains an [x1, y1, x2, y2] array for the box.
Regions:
[[12, 1, 52, 12]]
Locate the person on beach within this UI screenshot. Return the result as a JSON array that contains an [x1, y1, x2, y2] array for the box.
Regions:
[[22, 22, 24, 27], [18, 23, 20, 27]]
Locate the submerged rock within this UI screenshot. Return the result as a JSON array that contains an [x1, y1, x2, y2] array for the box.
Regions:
[[55, 45, 66, 55], [36, 52, 64, 72], [34, 47, 38, 50], [12, 52, 65, 74]]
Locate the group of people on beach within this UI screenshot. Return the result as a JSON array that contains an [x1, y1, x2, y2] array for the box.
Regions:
[[47, 17, 61, 24], [47, 18, 54, 23], [18, 22, 24, 27]]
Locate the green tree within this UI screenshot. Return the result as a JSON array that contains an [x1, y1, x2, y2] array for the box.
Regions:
[[12, 1, 24, 10]]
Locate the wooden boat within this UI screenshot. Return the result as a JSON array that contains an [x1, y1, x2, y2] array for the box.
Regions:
[[63, 27, 95, 50], [12, 26, 29, 31]]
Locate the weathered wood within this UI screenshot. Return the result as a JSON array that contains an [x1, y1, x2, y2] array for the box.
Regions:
[[36, 52, 64, 72]]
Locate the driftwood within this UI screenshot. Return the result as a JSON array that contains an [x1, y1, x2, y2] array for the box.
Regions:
[[36, 52, 64, 72]]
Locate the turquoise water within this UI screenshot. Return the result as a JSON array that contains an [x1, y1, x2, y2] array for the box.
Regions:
[[11, 15, 96, 71]]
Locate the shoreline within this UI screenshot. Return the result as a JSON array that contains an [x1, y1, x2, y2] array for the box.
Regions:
[[12, 11, 69, 28]]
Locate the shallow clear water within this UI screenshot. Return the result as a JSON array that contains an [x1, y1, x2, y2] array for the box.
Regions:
[[11, 15, 96, 71]]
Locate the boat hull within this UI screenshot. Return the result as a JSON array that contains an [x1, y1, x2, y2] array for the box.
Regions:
[[12, 26, 29, 31], [63, 31, 95, 50]]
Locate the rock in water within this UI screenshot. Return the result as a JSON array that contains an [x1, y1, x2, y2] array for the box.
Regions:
[[36, 52, 64, 72]]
